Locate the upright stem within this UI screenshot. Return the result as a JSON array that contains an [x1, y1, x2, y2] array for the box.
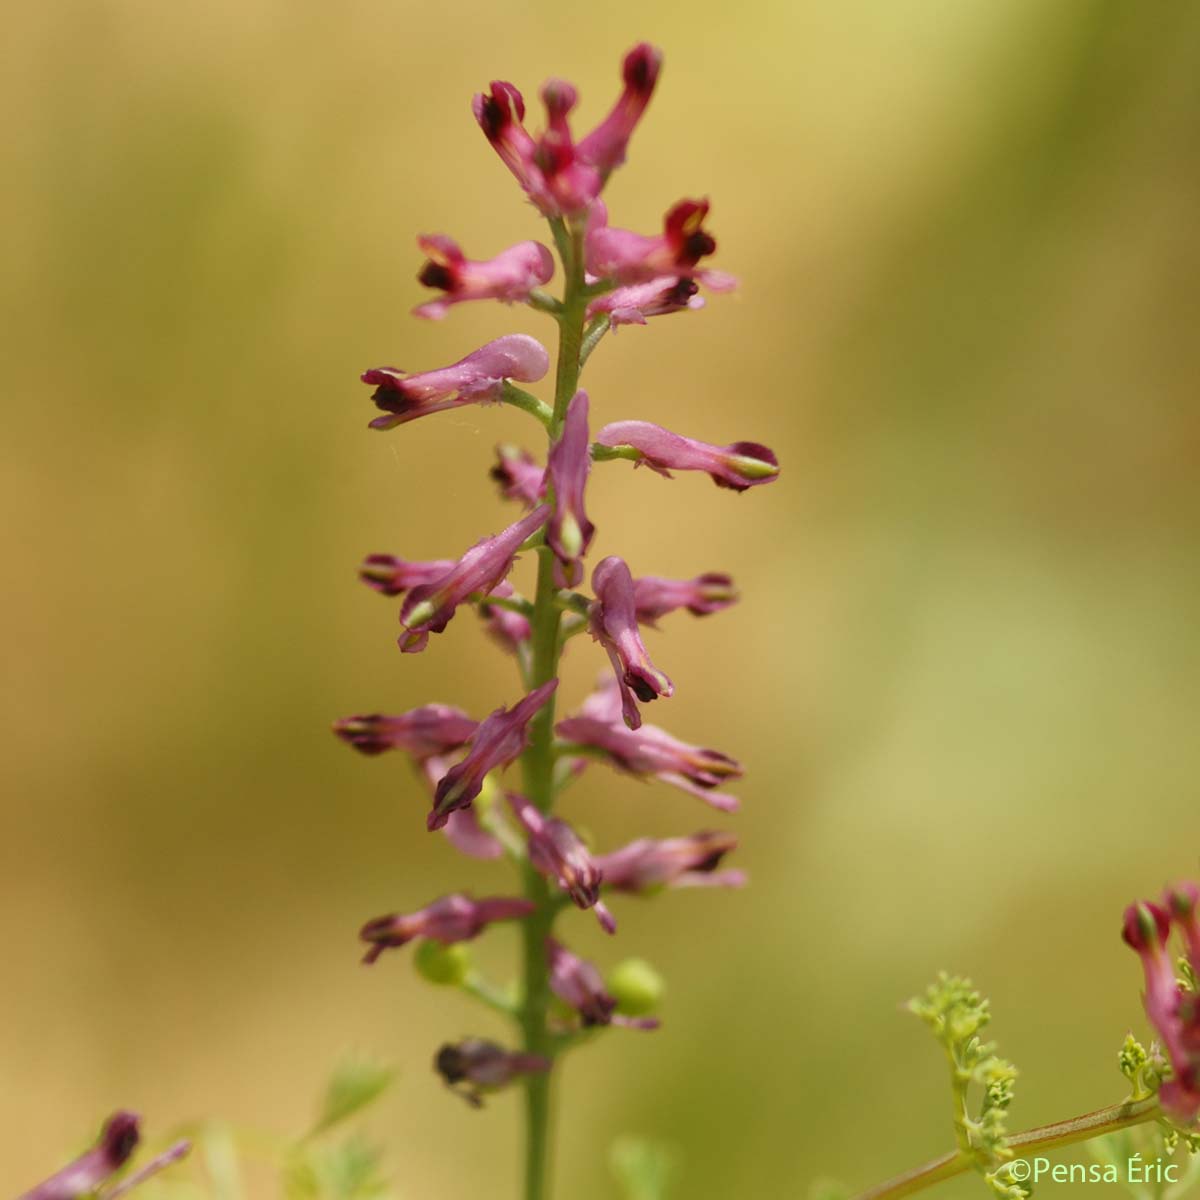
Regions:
[[517, 216, 588, 1200]]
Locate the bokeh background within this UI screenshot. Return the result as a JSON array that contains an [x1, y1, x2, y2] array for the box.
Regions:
[[4, 0, 1199, 1195]]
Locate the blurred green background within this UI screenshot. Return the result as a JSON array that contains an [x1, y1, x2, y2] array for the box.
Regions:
[[4, 0, 1199, 1195]]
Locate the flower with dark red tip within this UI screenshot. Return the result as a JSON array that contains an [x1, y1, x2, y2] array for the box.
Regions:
[[363, 334, 549, 430], [586, 199, 720, 285], [546, 938, 658, 1030], [471, 82, 542, 201], [491, 444, 546, 506], [588, 557, 673, 730], [435, 1038, 549, 1108], [358, 555, 456, 597], [1165, 882, 1200, 974], [596, 420, 779, 491], [595, 831, 744, 893], [534, 80, 602, 216], [360, 893, 535, 965], [576, 43, 663, 177], [472, 80, 599, 217], [507, 792, 614, 932], [557, 701, 741, 812], [546, 391, 595, 586], [430, 681, 558, 829], [1123, 898, 1200, 1123], [19, 1111, 140, 1200], [399, 506, 549, 653], [414, 754, 506, 860], [633, 572, 737, 624], [332, 705, 477, 758], [413, 235, 554, 320]]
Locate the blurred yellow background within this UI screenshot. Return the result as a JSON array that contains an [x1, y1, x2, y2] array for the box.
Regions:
[[3, 0, 1199, 1195]]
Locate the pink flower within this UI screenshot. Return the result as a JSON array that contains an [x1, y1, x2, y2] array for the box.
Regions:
[[546, 391, 595, 586], [413, 235, 554, 320], [586, 199, 719, 285], [435, 1039, 550, 1108], [588, 556, 673, 730], [1123, 898, 1200, 1122], [332, 705, 477, 758], [507, 792, 615, 932], [360, 893, 535, 965], [535, 79, 603, 217], [1166, 882, 1200, 975], [358, 555, 456, 597], [586, 271, 737, 330], [546, 938, 658, 1030], [472, 81, 600, 218], [363, 334, 549, 430], [471, 81, 542, 201], [595, 832, 745, 893], [596, 420, 779, 491], [478, 598, 532, 655], [633, 572, 737, 624], [19, 1112, 140, 1200], [398, 506, 549, 652], [557, 691, 742, 813], [430, 681, 558, 829], [491, 444, 546, 506], [473, 45, 662, 216], [575, 43, 663, 177], [415, 754, 506, 861]]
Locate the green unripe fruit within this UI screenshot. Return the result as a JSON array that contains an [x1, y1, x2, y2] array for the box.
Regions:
[[607, 958, 665, 1016], [413, 939, 471, 986]]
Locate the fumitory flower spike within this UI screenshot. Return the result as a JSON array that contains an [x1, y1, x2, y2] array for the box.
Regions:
[[343, 36, 774, 1197]]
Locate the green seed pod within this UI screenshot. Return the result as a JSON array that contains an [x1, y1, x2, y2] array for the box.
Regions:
[[607, 958, 665, 1016], [413, 939, 471, 987]]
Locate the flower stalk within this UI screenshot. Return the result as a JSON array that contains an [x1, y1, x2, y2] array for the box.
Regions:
[[516, 218, 589, 1200], [852, 1098, 1161, 1200]]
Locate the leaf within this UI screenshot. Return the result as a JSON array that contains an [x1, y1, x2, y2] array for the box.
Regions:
[[201, 1124, 244, 1200], [610, 1136, 679, 1200], [309, 1058, 395, 1139], [809, 1178, 851, 1200]]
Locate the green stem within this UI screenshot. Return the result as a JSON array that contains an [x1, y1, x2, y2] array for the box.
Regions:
[[517, 215, 588, 1200], [852, 1097, 1161, 1200], [502, 383, 554, 429]]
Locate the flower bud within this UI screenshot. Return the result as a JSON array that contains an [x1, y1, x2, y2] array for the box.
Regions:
[[607, 958, 665, 1017], [414, 939, 472, 987]]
